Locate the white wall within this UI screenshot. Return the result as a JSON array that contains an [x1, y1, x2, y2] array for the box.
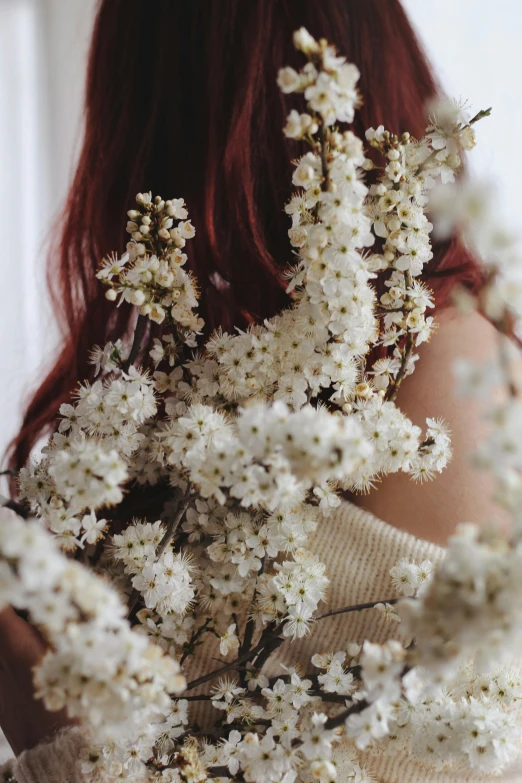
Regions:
[[0, 0, 97, 471], [1, 0, 521, 469], [403, 0, 522, 227]]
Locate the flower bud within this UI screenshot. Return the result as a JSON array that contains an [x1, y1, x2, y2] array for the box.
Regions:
[[170, 228, 186, 247], [129, 289, 146, 306], [105, 288, 117, 301], [136, 192, 152, 205], [293, 27, 319, 54]]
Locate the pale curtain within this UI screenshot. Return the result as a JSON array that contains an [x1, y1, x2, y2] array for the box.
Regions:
[[0, 0, 96, 473]]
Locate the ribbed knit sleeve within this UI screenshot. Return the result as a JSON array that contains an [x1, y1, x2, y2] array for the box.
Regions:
[[0, 729, 86, 783]]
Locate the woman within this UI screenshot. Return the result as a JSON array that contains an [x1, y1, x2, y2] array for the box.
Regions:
[[0, 1, 507, 781]]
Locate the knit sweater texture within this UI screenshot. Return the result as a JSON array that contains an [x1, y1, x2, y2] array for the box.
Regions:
[[2, 499, 522, 782]]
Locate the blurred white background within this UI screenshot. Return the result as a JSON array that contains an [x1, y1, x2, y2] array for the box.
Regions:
[[0, 0, 520, 761], [0, 0, 97, 479], [0, 0, 521, 462]]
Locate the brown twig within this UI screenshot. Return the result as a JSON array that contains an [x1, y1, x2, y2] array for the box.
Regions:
[[186, 622, 284, 691], [123, 314, 148, 372], [2, 499, 29, 519], [156, 497, 190, 558], [314, 597, 399, 621], [208, 766, 236, 779], [385, 271, 415, 402], [319, 123, 330, 191]]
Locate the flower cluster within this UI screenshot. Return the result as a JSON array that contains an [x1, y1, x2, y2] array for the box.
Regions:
[[160, 401, 371, 512], [97, 193, 203, 339], [400, 524, 522, 675], [362, 99, 484, 411], [6, 24, 517, 783], [0, 507, 184, 775], [306, 563, 522, 779], [18, 367, 158, 549], [278, 28, 361, 126], [113, 519, 195, 619]]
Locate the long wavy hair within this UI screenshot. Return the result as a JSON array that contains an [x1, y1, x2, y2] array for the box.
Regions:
[[7, 0, 481, 481]]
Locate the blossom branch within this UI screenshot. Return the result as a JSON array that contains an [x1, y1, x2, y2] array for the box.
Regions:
[[385, 271, 415, 402]]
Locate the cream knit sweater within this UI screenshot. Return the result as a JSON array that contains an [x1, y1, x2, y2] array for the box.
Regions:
[[3, 499, 522, 783]]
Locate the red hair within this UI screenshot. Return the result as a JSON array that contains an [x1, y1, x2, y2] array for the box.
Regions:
[[7, 0, 481, 478]]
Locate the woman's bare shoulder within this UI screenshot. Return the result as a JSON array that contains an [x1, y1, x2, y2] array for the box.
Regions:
[[356, 306, 506, 546]]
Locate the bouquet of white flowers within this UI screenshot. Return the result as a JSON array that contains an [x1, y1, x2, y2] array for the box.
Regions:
[[4, 26, 522, 783]]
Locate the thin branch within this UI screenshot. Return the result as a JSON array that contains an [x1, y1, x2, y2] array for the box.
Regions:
[[126, 588, 143, 624], [250, 634, 286, 672], [123, 314, 148, 372], [186, 623, 283, 691], [319, 123, 330, 191], [324, 697, 368, 730], [179, 619, 214, 667], [1, 499, 29, 519], [496, 320, 519, 399], [185, 654, 251, 691], [469, 107, 492, 125], [156, 498, 190, 558], [414, 148, 439, 178], [385, 271, 415, 403], [314, 597, 398, 621], [238, 559, 266, 674], [311, 691, 352, 704], [208, 767, 234, 779]]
